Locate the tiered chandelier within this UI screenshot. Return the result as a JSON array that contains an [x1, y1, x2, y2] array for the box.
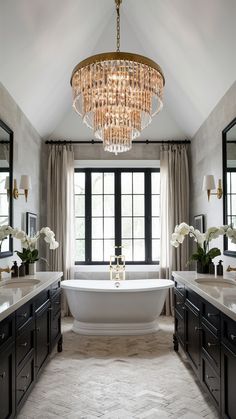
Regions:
[[70, 0, 165, 154]]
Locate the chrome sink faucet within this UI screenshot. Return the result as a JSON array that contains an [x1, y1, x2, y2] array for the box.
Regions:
[[0, 267, 12, 281]]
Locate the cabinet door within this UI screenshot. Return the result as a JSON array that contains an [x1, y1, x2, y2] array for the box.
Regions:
[[221, 344, 236, 419], [185, 302, 201, 375], [0, 344, 15, 419], [35, 304, 50, 376]]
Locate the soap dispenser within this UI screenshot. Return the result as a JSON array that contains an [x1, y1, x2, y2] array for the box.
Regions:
[[11, 261, 19, 278], [209, 260, 215, 275], [217, 260, 223, 276]]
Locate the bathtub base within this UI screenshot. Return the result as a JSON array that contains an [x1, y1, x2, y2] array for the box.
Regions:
[[72, 319, 160, 335]]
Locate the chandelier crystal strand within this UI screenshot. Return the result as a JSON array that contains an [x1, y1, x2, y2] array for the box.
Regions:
[[71, 0, 165, 154]]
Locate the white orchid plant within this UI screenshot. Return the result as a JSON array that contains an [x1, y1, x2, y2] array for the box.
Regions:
[[171, 223, 236, 266], [0, 225, 59, 263]]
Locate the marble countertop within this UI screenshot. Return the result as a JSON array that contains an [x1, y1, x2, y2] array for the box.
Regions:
[[172, 271, 236, 321], [0, 272, 63, 322]]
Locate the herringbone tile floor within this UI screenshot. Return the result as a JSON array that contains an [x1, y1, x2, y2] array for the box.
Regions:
[[18, 317, 219, 419]]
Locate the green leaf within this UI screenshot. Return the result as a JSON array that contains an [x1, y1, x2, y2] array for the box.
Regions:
[[207, 247, 221, 260]]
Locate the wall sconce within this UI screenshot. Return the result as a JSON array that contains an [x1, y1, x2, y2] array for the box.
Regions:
[[202, 175, 223, 201], [5, 175, 31, 202]]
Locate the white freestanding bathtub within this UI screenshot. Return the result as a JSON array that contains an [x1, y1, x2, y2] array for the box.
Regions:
[[61, 279, 174, 335]]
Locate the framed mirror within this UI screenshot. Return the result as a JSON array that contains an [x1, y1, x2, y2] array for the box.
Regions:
[[223, 117, 236, 256], [0, 120, 13, 258]]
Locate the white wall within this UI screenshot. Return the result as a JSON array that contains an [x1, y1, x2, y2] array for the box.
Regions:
[[190, 80, 236, 269], [0, 82, 42, 269]]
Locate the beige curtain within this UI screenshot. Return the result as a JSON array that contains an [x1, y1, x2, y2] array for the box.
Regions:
[[47, 145, 75, 315], [160, 144, 189, 315]]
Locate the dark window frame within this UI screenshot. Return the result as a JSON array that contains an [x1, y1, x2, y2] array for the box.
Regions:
[[74, 168, 160, 265]]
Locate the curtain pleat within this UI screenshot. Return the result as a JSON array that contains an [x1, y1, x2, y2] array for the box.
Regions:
[[47, 145, 75, 316], [160, 144, 189, 315]]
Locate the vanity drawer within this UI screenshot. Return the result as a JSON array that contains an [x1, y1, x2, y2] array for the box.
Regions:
[[202, 357, 220, 407], [16, 302, 34, 331], [16, 355, 34, 407], [202, 323, 220, 371], [202, 301, 220, 332], [35, 288, 50, 311], [0, 314, 15, 350], [222, 315, 236, 353], [174, 289, 185, 317], [186, 287, 201, 310], [50, 280, 61, 299], [51, 289, 61, 318], [16, 322, 34, 373], [175, 280, 185, 297]]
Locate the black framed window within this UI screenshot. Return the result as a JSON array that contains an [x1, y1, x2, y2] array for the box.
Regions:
[[74, 168, 160, 264]]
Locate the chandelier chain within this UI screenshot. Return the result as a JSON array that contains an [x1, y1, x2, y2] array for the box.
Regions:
[[116, 0, 121, 52]]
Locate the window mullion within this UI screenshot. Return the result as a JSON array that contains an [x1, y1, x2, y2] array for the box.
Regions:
[[145, 170, 152, 263], [85, 170, 91, 263], [115, 170, 121, 256]]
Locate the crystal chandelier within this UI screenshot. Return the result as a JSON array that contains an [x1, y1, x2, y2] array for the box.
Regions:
[[70, 0, 165, 154]]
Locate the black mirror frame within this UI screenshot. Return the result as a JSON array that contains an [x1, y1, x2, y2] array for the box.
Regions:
[[222, 117, 236, 257], [0, 119, 13, 259]]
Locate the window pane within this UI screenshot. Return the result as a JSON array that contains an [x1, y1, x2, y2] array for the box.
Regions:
[[75, 240, 85, 262], [227, 194, 231, 215], [92, 195, 103, 216], [121, 173, 132, 194], [104, 240, 115, 260], [133, 217, 144, 238], [122, 195, 132, 216], [74, 172, 85, 194], [133, 239, 145, 261], [104, 218, 114, 239], [104, 173, 114, 194], [92, 172, 103, 194], [92, 218, 103, 238], [133, 173, 144, 194], [122, 217, 132, 238], [104, 195, 114, 216], [92, 240, 103, 261], [133, 195, 144, 216], [152, 239, 160, 261], [152, 172, 160, 194], [122, 239, 132, 261], [0, 195, 8, 216], [231, 173, 236, 193], [232, 195, 236, 216], [152, 195, 160, 216], [0, 216, 8, 226], [75, 195, 85, 216], [152, 217, 160, 239], [0, 173, 8, 193], [75, 218, 85, 239]]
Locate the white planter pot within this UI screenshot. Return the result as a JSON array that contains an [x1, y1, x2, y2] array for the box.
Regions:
[[28, 262, 36, 275]]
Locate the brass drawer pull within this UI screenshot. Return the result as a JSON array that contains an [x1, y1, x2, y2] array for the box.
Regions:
[[18, 386, 27, 393], [0, 333, 5, 340], [18, 312, 28, 319], [206, 375, 215, 379], [207, 342, 218, 347], [0, 371, 6, 379], [176, 301, 183, 305], [207, 313, 218, 318], [21, 373, 30, 379], [211, 388, 219, 392], [195, 326, 202, 331], [230, 334, 236, 341], [20, 342, 28, 347]]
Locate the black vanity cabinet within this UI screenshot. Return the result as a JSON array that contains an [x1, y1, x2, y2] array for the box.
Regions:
[[174, 277, 236, 418], [0, 314, 15, 419], [0, 279, 62, 419], [221, 315, 236, 418]]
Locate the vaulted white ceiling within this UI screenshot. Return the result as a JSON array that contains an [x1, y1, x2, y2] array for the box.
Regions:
[[0, 0, 236, 140]]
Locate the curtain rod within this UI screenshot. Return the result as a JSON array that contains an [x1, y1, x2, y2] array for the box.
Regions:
[[45, 139, 191, 145]]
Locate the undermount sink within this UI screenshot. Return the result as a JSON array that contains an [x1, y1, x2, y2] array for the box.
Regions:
[[0, 279, 40, 289], [195, 277, 236, 288]]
